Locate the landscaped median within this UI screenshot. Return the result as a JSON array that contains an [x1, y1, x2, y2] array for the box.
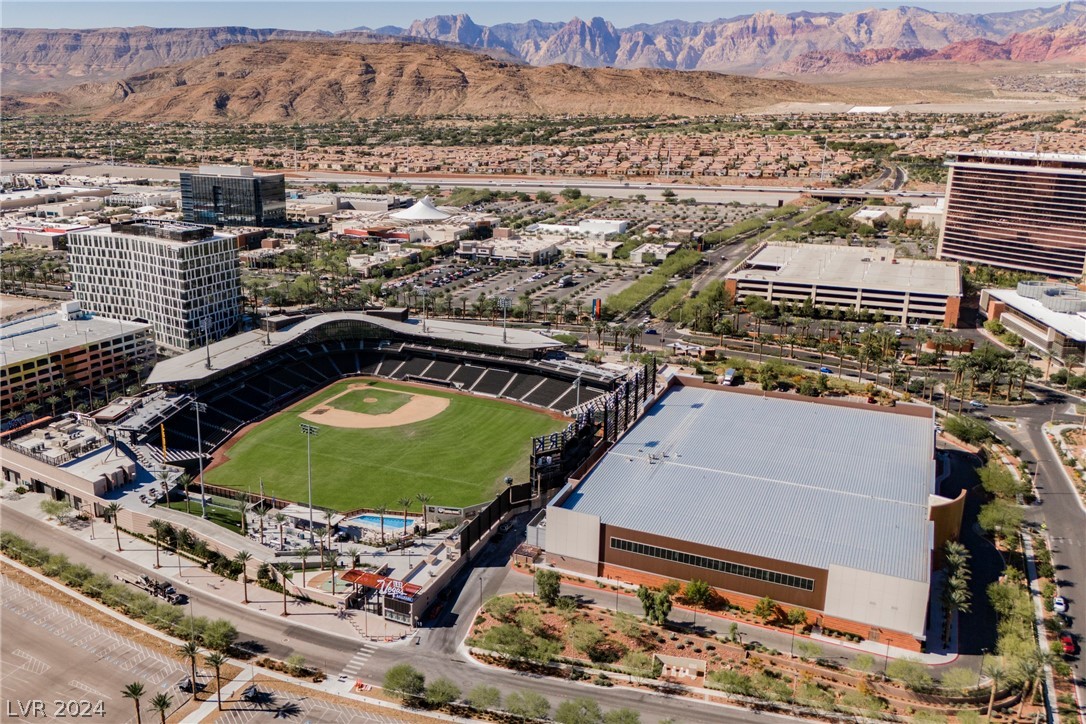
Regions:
[[463, 571, 1030, 722]]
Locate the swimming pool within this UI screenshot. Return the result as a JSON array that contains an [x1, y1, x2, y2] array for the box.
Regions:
[[350, 514, 416, 530]]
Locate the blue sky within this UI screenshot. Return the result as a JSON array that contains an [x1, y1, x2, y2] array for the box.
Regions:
[[4, 1, 1056, 31]]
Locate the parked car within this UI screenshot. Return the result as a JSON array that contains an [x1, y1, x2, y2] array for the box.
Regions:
[[1053, 596, 1068, 614], [968, 400, 987, 409], [1059, 631, 1077, 655]]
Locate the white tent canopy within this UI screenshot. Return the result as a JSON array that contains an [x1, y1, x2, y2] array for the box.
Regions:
[[391, 196, 451, 222]]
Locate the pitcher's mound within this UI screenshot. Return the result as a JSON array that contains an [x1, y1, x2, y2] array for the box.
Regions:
[[300, 384, 449, 429]]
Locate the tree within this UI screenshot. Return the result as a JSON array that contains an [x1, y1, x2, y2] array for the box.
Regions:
[[786, 607, 808, 657], [397, 496, 412, 532], [636, 585, 672, 625], [555, 697, 604, 724], [177, 640, 201, 701], [274, 513, 287, 551], [753, 596, 777, 624], [383, 663, 425, 702], [982, 656, 1006, 719], [45, 394, 61, 417], [424, 677, 461, 707], [416, 493, 433, 534], [149, 519, 169, 569], [149, 693, 172, 724], [535, 568, 561, 606], [202, 619, 238, 654], [661, 188, 677, 204], [603, 709, 641, 724], [505, 690, 551, 719], [535, 191, 554, 203], [205, 652, 227, 711], [105, 502, 123, 551], [467, 684, 501, 711], [560, 187, 582, 201], [375, 504, 388, 545], [1017, 649, 1051, 718], [683, 579, 714, 624], [886, 658, 933, 692], [297, 546, 313, 588], [274, 562, 292, 616], [121, 682, 145, 724]]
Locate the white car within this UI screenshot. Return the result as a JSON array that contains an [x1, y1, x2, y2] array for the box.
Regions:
[[1054, 596, 1068, 614]]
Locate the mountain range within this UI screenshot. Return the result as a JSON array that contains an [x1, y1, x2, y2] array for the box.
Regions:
[[3, 2, 1084, 92], [1, 41, 842, 122]]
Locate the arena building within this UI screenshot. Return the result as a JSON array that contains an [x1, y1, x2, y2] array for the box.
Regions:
[[543, 378, 963, 652]]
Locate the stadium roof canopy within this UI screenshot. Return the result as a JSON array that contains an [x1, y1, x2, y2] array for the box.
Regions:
[[391, 196, 451, 221], [560, 384, 936, 582], [147, 312, 562, 386]]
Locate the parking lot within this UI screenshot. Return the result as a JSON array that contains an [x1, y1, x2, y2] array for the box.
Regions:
[[0, 577, 187, 722]]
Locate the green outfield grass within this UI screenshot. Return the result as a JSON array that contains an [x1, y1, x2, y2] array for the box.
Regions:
[[327, 386, 409, 415], [205, 379, 564, 512]]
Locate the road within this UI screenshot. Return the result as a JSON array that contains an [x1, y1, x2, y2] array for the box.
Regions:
[[984, 403, 1086, 722], [2, 506, 799, 723]]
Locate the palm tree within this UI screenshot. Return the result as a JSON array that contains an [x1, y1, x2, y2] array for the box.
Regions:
[[105, 502, 123, 551], [375, 505, 389, 546], [149, 693, 172, 724], [326, 548, 338, 595], [176, 473, 193, 515], [297, 546, 313, 588], [397, 496, 412, 532], [45, 395, 61, 417], [234, 551, 252, 603], [121, 682, 145, 724], [205, 652, 227, 711], [594, 320, 609, 349], [983, 657, 1006, 720], [63, 388, 79, 409], [275, 513, 287, 552], [149, 519, 169, 569], [177, 640, 201, 701], [274, 562, 292, 616], [416, 493, 433, 534], [1017, 648, 1052, 718]]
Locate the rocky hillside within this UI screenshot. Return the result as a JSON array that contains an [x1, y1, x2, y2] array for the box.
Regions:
[[3, 3, 1083, 91], [1, 41, 842, 122], [398, 4, 1086, 71], [766, 14, 1086, 74], [0, 26, 518, 92]]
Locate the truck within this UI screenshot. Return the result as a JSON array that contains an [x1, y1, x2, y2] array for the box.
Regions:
[[115, 572, 184, 604], [557, 275, 574, 288]]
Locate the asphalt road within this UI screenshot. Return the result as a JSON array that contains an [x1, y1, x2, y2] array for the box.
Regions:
[[3, 506, 799, 724], [984, 403, 1086, 721]]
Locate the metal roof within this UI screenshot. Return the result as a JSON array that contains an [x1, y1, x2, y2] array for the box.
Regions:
[[147, 312, 562, 386], [562, 385, 936, 582]]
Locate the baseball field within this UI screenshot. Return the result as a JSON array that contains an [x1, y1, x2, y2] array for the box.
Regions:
[[204, 378, 566, 512]]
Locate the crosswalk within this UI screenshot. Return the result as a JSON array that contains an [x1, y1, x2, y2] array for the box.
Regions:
[[338, 641, 377, 682]]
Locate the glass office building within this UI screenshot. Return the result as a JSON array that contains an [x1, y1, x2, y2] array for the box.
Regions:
[[180, 165, 286, 227]]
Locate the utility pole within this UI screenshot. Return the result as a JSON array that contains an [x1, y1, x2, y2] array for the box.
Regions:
[[300, 423, 320, 545], [193, 401, 208, 519], [498, 297, 511, 344]]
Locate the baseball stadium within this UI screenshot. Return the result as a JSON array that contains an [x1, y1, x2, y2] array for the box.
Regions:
[[125, 309, 623, 515]]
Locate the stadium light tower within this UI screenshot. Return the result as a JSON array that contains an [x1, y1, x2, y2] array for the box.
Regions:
[[192, 401, 209, 519], [498, 296, 512, 344], [300, 423, 320, 545]]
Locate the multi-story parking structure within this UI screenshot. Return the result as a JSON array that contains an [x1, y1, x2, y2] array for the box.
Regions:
[[726, 243, 963, 327], [937, 151, 1086, 278], [1, 301, 154, 418], [67, 219, 241, 353]]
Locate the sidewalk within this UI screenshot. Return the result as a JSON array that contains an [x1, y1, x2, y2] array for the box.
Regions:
[[0, 490, 411, 642]]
